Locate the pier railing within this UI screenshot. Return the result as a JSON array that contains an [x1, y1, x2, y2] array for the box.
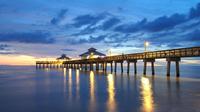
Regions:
[[60, 46, 200, 63]]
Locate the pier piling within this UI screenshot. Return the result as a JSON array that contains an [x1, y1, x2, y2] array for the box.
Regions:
[[111, 62, 113, 72], [121, 62, 123, 73], [114, 62, 117, 73], [143, 58, 155, 75], [166, 57, 181, 77]]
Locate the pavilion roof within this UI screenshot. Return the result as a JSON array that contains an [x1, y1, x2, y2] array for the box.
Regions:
[[57, 54, 70, 60], [79, 48, 105, 57]]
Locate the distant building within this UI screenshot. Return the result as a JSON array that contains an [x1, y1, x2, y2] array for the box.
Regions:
[[79, 47, 106, 59], [57, 54, 70, 61]]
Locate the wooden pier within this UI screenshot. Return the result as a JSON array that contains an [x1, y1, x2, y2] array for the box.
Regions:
[[36, 46, 200, 77]]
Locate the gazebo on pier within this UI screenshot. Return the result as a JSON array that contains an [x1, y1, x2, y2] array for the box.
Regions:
[[79, 47, 106, 59], [57, 54, 70, 61]]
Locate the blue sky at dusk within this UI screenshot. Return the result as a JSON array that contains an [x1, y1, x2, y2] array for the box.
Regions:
[[0, 0, 200, 65]]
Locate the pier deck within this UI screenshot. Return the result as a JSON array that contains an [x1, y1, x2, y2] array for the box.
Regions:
[[36, 46, 200, 77]]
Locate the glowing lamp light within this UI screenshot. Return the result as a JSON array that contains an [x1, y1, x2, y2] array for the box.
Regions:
[[145, 41, 149, 47], [90, 52, 94, 59], [144, 41, 150, 52]]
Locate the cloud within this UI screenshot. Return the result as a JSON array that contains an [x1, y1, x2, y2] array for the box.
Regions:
[[104, 33, 130, 43], [112, 43, 134, 48], [0, 44, 18, 54], [114, 18, 147, 33], [145, 13, 186, 32], [0, 31, 55, 44], [69, 35, 107, 44], [0, 52, 18, 55], [146, 28, 200, 48], [72, 12, 109, 28], [68, 2, 200, 48], [71, 26, 97, 36], [69, 12, 122, 36], [189, 3, 200, 19], [184, 29, 200, 42], [69, 12, 114, 36], [0, 44, 10, 50], [88, 35, 107, 43], [114, 13, 187, 33], [70, 2, 200, 38], [114, 3, 200, 34], [181, 19, 200, 30], [51, 9, 68, 25], [61, 48, 76, 51], [101, 17, 121, 30], [117, 7, 124, 12]]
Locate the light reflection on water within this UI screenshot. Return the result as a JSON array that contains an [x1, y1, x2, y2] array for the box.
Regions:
[[76, 69, 80, 99], [140, 77, 154, 112], [107, 74, 116, 112], [1, 66, 200, 112], [68, 69, 72, 100], [89, 71, 96, 112], [63, 68, 66, 96]]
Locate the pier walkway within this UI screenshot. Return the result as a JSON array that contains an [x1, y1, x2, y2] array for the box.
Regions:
[[36, 46, 200, 77]]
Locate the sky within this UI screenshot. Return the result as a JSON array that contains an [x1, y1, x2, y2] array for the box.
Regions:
[[0, 0, 200, 65]]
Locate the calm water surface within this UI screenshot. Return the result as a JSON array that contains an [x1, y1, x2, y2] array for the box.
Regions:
[[0, 66, 200, 112]]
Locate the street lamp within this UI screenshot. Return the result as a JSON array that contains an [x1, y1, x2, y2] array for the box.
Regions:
[[144, 41, 149, 52], [107, 49, 112, 56]]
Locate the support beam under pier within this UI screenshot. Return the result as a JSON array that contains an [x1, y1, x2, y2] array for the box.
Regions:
[[111, 62, 113, 73], [121, 62, 123, 73], [127, 60, 137, 74], [90, 63, 93, 71], [85, 64, 87, 71], [96, 63, 99, 71], [104, 62, 107, 72], [114, 62, 117, 73], [134, 62, 137, 74], [114, 61, 124, 73], [143, 58, 155, 75], [166, 57, 181, 77]]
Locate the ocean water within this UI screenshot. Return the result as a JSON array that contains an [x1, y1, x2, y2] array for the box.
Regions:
[[0, 66, 200, 112]]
